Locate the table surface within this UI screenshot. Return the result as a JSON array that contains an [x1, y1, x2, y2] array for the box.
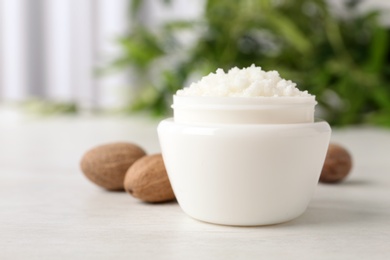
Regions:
[[1, 113, 390, 260]]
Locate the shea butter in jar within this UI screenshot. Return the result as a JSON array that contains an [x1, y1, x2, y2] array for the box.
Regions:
[[158, 65, 331, 226]]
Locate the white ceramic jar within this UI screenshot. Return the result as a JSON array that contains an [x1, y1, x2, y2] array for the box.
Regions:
[[158, 95, 331, 226]]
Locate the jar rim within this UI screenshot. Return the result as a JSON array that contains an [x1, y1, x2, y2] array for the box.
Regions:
[[173, 95, 317, 107], [172, 95, 316, 124]]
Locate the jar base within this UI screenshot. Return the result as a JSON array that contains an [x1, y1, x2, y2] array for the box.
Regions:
[[182, 206, 307, 226], [158, 118, 331, 227]]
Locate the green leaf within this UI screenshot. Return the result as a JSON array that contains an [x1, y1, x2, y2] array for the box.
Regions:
[[163, 20, 197, 31], [265, 12, 312, 54], [130, 0, 143, 17], [370, 85, 390, 109], [117, 30, 165, 68], [365, 27, 389, 73]]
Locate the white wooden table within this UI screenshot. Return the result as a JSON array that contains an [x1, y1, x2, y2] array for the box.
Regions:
[[1, 113, 390, 260]]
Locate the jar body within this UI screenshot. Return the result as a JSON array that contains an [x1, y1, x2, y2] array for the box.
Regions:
[[158, 119, 331, 226]]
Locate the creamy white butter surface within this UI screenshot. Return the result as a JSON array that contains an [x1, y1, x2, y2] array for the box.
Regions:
[[177, 64, 312, 98]]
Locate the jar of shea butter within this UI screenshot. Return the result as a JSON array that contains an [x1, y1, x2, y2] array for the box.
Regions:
[[158, 65, 331, 226]]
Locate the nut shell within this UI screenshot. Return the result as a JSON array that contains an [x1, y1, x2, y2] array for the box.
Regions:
[[320, 143, 352, 183], [80, 142, 146, 190], [124, 154, 175, 203]]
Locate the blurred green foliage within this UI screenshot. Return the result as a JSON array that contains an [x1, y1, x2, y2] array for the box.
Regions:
[[113, 0, 390, 126], [22, 100, 78, 115]]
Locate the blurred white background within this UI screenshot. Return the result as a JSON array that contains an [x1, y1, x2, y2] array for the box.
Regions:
[[0, 0, 388, 112], [0, 0, 202, 112], [0, 0, 130, 111]]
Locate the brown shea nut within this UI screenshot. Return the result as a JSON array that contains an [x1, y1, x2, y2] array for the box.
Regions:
[[80, 142, 146, 190], [124, 154, 175, 203], [320, 143, 352, 183]]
